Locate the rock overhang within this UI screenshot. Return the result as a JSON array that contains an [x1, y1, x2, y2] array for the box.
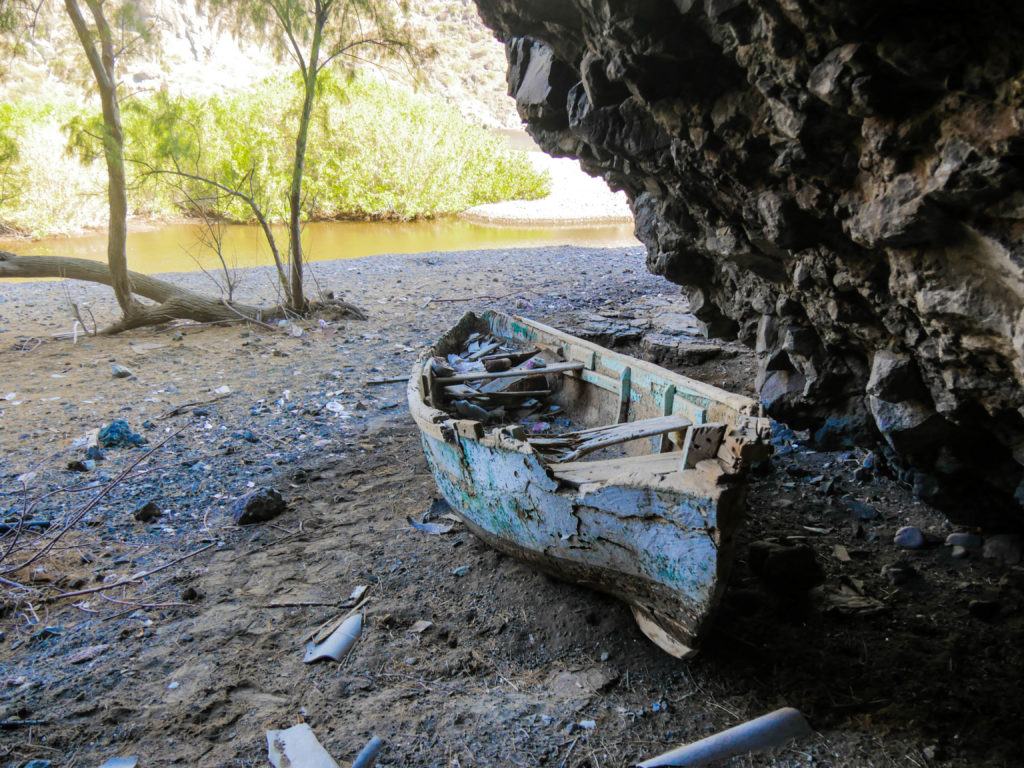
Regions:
[[474, 0, 1024, 528]]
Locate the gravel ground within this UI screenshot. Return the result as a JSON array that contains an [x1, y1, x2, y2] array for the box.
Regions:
[[1, 246, 1023, 768]]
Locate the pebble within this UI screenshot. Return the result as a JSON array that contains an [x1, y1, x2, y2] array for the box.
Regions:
[[983, 534, 1022, 565], [451, 566, 471, 577], [951, 545, 969, 559], [881, 562, 915, 585], [748, 540, 824, 591], [111, 363, 133, 378], [578, 719, 596, 730], [946, 533, 982, 549], [846, 500, 880, 521], [893, 525, 924, 549], [232, 488, 287, 525], [172, 332, 184, 341], [133, 501, 162, 523]]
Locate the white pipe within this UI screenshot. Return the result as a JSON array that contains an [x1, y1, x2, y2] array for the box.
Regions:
[[350, 736, 383, 768], [636, 707, 811, 767]]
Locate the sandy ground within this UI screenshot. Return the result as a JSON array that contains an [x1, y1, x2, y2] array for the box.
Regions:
[[0, 247, 1023, 768]]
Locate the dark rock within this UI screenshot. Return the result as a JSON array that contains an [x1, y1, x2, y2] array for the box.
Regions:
[[67, 459, 94, 472], [133, 501, 162, 523], [98, 420, 146, 448], [232, 488, 287, 525], [845, 500, 880, 522], [881, 561, 916, 586], [983, 534, 1022, 565], [893, 526, 924, 549], [111, 363, 133, 378], [968, 599, 1001, 621], [86, 446, 104, 461], [748, 540, 824, 592], [474, 0, 1024, 528], [181, 586, 203, 602]]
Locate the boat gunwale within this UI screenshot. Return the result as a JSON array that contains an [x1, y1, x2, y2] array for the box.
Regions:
[[407, 310, 769, 468]]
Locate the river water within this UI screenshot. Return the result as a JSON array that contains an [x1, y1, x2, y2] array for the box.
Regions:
[[0, 217, 639, 277]]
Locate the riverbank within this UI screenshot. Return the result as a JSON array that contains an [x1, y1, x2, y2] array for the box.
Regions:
[[1, 247, 1021, 767], [460, 151, 634, 226]]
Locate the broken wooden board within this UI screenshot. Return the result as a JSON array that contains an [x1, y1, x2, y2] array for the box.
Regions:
[[529, 413, 693, 463], [434, 361, 584, 385]]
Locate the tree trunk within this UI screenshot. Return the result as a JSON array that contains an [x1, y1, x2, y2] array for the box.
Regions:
[[64, 0, 138, 319], [0, 251, 365, 333], [286, 4, 327, 312]]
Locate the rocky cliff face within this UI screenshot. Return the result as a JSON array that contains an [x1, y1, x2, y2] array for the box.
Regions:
[[475, 0, 1024, 527]]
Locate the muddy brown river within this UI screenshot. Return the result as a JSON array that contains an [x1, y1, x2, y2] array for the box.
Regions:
[[1, 217, 639, 276]]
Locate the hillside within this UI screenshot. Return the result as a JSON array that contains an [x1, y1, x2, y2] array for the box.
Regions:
[[1, 0, 518, 128]]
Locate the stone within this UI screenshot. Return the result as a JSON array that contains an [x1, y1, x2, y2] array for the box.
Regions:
[[98, 420, 146, 448], [748, 540, 824, 592], [867, 351, 924, 403], [893, 526, 924, 549], [111, 363, 133, 378], [232, 488, 287, 525], [982, 534, 1022, 566], [945, 533, 982, 549], [133, 501, 162, 523], [881, 562, 915, 586]]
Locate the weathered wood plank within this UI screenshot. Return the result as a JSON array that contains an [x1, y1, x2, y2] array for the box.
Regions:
[[535, 413, 694, 463], [434, 361, 585, 385]]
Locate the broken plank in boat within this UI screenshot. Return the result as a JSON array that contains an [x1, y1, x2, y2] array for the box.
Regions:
[[528, 412, 693, 462], [433, 361, 584, 385]]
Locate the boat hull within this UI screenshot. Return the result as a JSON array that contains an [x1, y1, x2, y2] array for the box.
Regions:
[[409, 311, 769, 657], [419, 421, 748, 657]]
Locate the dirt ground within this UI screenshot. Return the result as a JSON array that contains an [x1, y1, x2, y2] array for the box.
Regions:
[[1, 246, 1022, 768]]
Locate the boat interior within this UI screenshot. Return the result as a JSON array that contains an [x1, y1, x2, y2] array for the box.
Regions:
[[417, 311, 768, 484]]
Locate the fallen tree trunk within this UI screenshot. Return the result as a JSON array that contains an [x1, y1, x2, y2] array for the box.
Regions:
[[0, 251, 365, 333]]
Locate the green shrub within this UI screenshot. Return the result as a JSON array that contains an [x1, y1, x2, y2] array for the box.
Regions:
[[0, 100, 107, 236], [0, 74, 549, 235], [129, 72, 550, 222]]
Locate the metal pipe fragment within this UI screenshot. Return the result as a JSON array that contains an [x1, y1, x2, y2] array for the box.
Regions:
[[636, 707, 811, 767], [350, 736, 383, 768]]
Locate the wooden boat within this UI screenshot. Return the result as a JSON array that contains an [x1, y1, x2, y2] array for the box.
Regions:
[[408, 310, 771, 658]]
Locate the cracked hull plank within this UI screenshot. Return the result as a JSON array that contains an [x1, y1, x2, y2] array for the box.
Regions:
[[420, 430, 744, 656]]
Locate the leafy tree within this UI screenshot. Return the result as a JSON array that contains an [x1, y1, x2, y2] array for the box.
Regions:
[[0, 0, 365, 329], [204, 0, 427, 310]]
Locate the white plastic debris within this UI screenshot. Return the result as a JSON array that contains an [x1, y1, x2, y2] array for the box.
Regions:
[[97, 758, 139, 768], [635, 707, 812, 767], [213, 385, 231, 395], [267, 723, 339, 768], [303, 613, 362, 663], [350, 736, 383, 768]]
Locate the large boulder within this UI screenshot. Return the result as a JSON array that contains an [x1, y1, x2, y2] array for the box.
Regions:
[[475, 0, 1024, 528]]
